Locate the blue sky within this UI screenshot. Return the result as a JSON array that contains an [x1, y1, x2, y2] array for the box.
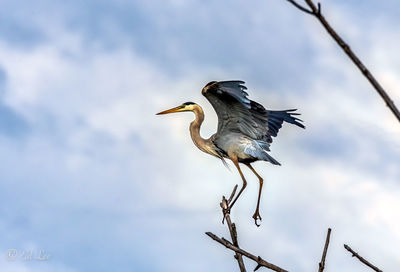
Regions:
[[0, 0, 399, 271]]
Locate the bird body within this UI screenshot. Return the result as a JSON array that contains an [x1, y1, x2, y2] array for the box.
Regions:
[[213, 132, 280, 165], [157, 80, 304, 226]]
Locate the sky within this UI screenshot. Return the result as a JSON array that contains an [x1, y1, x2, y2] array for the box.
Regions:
[[0, 0, 399, 271]]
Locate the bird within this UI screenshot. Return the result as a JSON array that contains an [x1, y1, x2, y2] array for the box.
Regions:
[[157, 80, 304, 226]]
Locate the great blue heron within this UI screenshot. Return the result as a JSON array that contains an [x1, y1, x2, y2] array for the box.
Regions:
[[157, 80, 304, 226]]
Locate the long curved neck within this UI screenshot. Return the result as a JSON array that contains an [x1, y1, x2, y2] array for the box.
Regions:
[[189, 105, 207, 151], [189, 105, 220, 158]]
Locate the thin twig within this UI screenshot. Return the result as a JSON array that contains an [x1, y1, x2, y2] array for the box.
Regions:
[[220, 186, 246, 272], [228, 184, 238, 203], [206, 232, 288, 272], [318, 228, 331, 272], [285, 0, 313, 14], [221, 185, 238, 224], [344, 244, 383, 272], [284, 0, 400, 123]]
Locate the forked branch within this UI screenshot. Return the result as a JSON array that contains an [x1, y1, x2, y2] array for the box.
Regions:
[[285, 0, 313, 14], [284, 0, 400, 123], [220, 185, 246, 271], [207, 185, 288, 272], [206, 231, 288, 272]]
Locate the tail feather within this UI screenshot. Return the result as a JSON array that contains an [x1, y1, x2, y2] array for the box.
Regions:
[[262, 151, 281, 165]]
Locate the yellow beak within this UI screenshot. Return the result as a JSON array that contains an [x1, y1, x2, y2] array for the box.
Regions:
[[156, 105, 183, 115]]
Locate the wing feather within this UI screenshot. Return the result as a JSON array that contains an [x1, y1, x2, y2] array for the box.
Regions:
[[202, 81, 304, 144]]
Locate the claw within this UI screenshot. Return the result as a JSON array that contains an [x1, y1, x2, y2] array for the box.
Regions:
[[252, 210, 262, 227]]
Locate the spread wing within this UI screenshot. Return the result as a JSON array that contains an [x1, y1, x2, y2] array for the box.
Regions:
[[202, 80, 304, 144]]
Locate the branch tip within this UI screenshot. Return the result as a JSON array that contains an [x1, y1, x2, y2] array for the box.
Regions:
[[285, 0, 314, 15], [318, 228, 332, 272], [344, 244, 383, 272]]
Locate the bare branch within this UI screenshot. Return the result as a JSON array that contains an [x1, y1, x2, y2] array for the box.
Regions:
[[221, 185, 237, 224], [285, 0, 313, 14], [206, 232, 288, 272], [209, 186, 287, 271], [284, 0, 400, 123], [318, 228, 331, 272], [344, 244, 383, 272], [220, 188, 246, 272]]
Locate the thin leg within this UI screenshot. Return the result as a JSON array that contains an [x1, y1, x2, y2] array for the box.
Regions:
[[228, 158, 247, 211], [246, 164, 263, 227]]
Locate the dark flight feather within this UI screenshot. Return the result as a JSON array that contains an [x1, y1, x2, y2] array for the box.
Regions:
[[202, 80, 305, 146]]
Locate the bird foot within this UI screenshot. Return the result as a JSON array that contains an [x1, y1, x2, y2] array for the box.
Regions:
[[252, 210, 262, 227], [220, 196, 232, 224], [221, 206, 231, 224]]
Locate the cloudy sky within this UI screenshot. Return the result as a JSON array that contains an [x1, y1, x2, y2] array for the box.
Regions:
[[0, 0, 399, 271]]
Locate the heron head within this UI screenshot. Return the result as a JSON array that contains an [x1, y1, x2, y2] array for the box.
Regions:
[[156, 102, 197, 115]]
